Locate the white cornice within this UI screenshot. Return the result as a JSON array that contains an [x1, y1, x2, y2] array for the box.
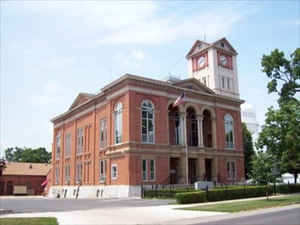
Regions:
[[52, 74, 243, 126]]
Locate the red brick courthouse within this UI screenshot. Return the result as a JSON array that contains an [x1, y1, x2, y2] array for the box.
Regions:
[[49, 38, 245, 198]]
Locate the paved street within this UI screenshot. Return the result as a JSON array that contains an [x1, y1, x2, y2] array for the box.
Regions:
[[1, 196, 299, 225], [193, 206, 300, 225], [0, 196, 171, 213], [0, 197, 225, 224], [165, 204, 300, 225]]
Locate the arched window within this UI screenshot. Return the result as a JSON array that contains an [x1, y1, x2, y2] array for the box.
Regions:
[[203, 109, 213, 147], [114, 102, 123, 144], [141, 100, 154, 143], [168, 105, 181, 145], [186, 107, 198, 147], [224, 114, 234, 148]]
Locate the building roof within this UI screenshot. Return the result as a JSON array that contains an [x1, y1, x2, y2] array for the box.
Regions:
[[2, 162, 51, 176], [51, 73, 244, 123]]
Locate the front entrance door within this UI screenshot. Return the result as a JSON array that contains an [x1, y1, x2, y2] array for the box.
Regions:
[[170, 158, 179, 184], [188, 158, 197, 184], [7, 181, 13, 195], [205, 159, 212, 181]]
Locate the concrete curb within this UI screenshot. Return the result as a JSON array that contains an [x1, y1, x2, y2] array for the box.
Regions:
[[0, 209, 14, 215]]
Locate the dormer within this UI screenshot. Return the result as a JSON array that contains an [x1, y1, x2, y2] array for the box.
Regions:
[[69, 93, 95, 110]]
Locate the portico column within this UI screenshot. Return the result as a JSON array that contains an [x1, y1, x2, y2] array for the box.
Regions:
[[197, 115, 204, 147]]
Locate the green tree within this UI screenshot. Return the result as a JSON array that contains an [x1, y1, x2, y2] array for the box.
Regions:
[[261, 48, 300, 103], [257, 101, 300, 183], [242, 123, 255, 179], [5, 147, 51, 163], [258, 48, 300, 184], [250, 151, 275, 185]]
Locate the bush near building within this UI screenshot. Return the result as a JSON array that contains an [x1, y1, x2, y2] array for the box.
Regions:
[[175, 184, 300, 204]]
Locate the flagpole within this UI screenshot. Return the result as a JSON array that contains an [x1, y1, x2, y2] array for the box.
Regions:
[[184, 105, 189, 185]]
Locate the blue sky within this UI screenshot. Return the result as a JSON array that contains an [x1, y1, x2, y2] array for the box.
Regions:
[[0, 1, 299, 156]]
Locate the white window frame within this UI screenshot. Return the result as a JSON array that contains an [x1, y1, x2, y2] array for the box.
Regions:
[[227, 160, 236, 180], [114, 102, 123, 144], [65, 133, 71, 158], [141, 159, 148, 181], [55, 166, 59, 185], [111, 164, 118, 180], [56, 132, 61, 160], [141, 100, 155, 144], [99, 159, 106, 182], [224, 114, 235, 149], [99, 118, 107, 148], [65, 164, 70, 184], [77, 127, 83, 155], [76, 163, 83, 184], [149, 159, 156, 181]]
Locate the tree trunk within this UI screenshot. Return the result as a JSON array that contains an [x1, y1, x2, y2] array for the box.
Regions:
[[294, 173, 298, 184]]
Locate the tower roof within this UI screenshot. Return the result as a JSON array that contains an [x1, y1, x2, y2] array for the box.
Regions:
[[186, 37, 238, 59]]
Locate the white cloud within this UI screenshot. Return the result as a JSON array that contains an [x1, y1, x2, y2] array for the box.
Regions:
[[30, 81, 65, 106], [11, 1, 259, 45], [115, 50, 146, 68]]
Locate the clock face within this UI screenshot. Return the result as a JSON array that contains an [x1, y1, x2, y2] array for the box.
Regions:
[[198, 56, 206, 67], [220, 55, 228, 66]]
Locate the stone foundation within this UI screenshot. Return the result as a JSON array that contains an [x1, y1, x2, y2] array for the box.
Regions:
[[48, 185, 141, 199]]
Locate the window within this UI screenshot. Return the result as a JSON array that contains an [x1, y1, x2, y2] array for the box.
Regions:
[[222, 77, 225, 89], [114, 102, 123, 144], [65, 164, 70, 184], [99, 119, 107, 148], [202, 77, 207, 86], [55, 166, 59, 185], [227, 161, 236, 180], [142, 160, 148, 181], [227, 77, 231, 90], [141, 100, 155, 143], [174, 113, 181, 145], [141, 159, 156, 181], [224, 114, 234, 148], [65, 133, 71, 158], [221, 42, 225, 48], [76, 163, 83, 184], [111, 164, 118, 180], [56, 133, 61, 160], [77, 127, 83, 154], [150, 160, 156, 181], [99, 160, 106, 182]]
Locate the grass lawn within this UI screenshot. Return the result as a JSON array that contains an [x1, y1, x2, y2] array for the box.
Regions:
[[0, 217, 58, 225], [178, 194, 300, 213]]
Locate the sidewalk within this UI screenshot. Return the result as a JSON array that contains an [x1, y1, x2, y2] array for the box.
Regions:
[[0, 193, 299, 225]]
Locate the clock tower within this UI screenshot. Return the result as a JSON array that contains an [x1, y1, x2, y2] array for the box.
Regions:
[[186, 38, 240, 99]]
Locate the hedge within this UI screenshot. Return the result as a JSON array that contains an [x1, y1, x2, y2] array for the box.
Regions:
[[143, 188, 195, 199], [175, 184, 300, 204], [176, 191, 206, 204]]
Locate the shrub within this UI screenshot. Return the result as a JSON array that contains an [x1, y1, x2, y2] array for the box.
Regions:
[[175, 185, 273, 204], [143, 188, 194, 199], [176, 191, 206, 204], [277, 184, 300, 194]]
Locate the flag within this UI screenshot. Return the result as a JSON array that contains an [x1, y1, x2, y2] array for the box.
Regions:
[[173, 93, 185, 107], [41, 179, 48, 187]]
